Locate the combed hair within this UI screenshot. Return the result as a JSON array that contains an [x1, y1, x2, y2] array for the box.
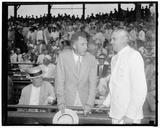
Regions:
[[70, 31, 87, 45], [112, 28, 131, 42]]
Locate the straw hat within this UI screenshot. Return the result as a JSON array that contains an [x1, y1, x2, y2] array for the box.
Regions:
[[27, 66, 43, 79], [52, 109, 79, 124]]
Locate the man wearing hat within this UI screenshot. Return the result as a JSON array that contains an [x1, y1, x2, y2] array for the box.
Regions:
[[18, 66, 56, 106], [55, 31, 97, 115], [39, 55, 56, 81]]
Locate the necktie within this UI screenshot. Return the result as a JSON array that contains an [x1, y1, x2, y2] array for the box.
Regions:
[[77, 56, 81, 76], [99, 65, 103, 77]]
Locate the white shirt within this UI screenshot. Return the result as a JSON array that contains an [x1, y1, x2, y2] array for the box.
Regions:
[[17, 54, 22, 63], [29, 85, 41, 105], [138, 30, 146, 41], [37, 54, 45, 64], [37, 30, 44, 41], [10, 53, 17, 63], [72, 51, 82, 106], [68, 31, 75, 40], [72, 51, 82, 64], [130, 29, 137, 41], [40, 63, 56, 78], [51, 31, 59, 40]]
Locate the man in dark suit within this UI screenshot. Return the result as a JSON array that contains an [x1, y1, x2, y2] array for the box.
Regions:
[[55, 31, 97, 115], [97, 54, 109, 78]]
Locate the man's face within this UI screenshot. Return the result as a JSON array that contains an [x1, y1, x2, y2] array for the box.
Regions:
[[32, 77, 43, 87], [43, 58, 50, 65], [110, 32, 124, 52], [87, 43, 98, 56], [73, 37, 88, 56], [16, 49, 21, 54], [99, 58, 105, 65]]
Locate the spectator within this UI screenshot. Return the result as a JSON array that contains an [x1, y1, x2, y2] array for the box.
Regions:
[[36, 49, 48, 64], [16, 48, 22, 63], [10, 49, 17, 64], [18, 66, 56, 106], [19, 53, 33, 72], [39, 55, 56, 81], [36, 25, 44, 45], [97, 54, 109, 78]]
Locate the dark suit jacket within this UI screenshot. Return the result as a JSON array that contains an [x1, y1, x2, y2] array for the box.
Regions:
[[97, 64, 108, 78]]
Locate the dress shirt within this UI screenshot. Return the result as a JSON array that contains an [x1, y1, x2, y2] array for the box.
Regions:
[[10, 53, 17, 63], [138, 30, 146, 41], [40, 63, 56, 78], [72, 51, 82, 106], [37, 54, 45, 64], [37, 30, 44, 41], [17, 54, 22, 63], [29, 85, 41, 105]]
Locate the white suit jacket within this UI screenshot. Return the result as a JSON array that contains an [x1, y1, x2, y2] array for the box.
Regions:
[[103, 46, 147, 120]]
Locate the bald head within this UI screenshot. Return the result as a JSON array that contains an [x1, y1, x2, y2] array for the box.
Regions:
[[111, 29, 129, 52]]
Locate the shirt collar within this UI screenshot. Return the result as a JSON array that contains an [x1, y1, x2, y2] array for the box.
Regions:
[[117, 45, 130, 56], [72, 50, 82, 62]]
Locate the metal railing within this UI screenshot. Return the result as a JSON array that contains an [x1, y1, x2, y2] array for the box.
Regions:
[[8, 104, 109, 112]]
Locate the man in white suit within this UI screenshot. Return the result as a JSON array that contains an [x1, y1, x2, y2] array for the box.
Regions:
[[97, 29, 147, 124]]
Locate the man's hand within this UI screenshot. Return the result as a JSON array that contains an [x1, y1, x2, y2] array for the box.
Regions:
[[122, 116, 133, 124], [58, 104, 65, 114], [83, 105, 92, 116], [95, 104, 106, 112], [43, 96, 55, 105]]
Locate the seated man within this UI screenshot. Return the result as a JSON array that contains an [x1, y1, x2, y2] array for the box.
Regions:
[[18, 66, 56, 108], [39, 55, 56, 82]]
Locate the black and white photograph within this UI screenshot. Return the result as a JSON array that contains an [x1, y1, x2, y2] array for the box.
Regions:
[[2, 1, 157, 126]]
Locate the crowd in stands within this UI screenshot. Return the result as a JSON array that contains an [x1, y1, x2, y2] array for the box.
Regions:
[[8, 5, 156, 112]]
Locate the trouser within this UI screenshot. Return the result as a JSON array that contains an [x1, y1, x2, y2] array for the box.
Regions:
[[112, 118, 141, 124]]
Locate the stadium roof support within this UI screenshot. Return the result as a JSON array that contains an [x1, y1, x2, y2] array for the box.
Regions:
[[14, 5, 20, 20], [135, 3, 141, 21], [82, 3, 85, 20], [9, 2, 145, 21]]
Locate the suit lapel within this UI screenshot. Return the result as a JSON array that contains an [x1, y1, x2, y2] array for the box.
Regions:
[[39, 83, 44, 105], [79, 55, 88, 81], [69, 51, 79, 79]]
